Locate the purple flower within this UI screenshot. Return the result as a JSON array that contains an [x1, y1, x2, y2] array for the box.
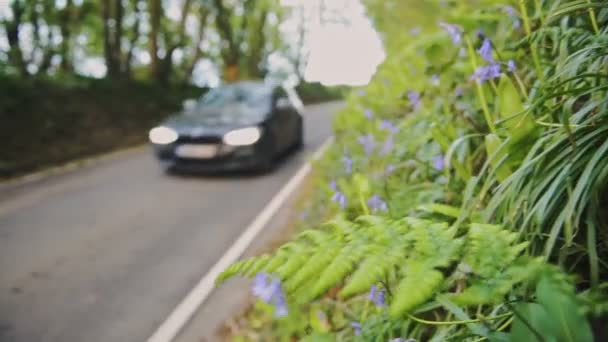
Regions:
[[433, 155, 445, 171], [367, 285, 386, 306], [329, 179, 337, 191], [332, 191, 347, 209], [431, 74, 440, 86], [252, 273, 270, 299], [385, 164, 396, 175], [439, 22, 463, 45], [379, 119, 399, 134], [504, 5, 521, 28], [367, 194, 388, 213], [459, 47, 467, 57], [410, 27, 421, 36], [507, 59, 517, 72], [357, 89, 366, 97], [273, 291, 289, 318], [364, 109, 374, 119], [478, 38, 494, 63], [504, 5, 516, 16], [251, 273, 289, 317], [351, 322, 362, 336], [471, 63, 501, 82], [342, 155, 353, 174], [407, 90, 421, 110], [381, 135, 394, 156], [358, 134, 376, 155], [391, 339, 417, 342]]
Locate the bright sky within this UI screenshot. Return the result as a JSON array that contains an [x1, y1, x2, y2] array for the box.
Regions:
[[0, 0, 385, 86], [282, 0, 385, 86]]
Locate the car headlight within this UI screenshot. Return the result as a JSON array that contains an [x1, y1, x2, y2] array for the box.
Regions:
[[223, 127, 262, 146], [149, 126, 178, 144]]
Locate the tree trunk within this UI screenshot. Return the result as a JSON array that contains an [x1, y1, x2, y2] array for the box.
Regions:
[[247, 9, 268, 78], [213, 0, 240, 81], [124, 0, 142, 76], [58, 0, 74, 72], [157, 0, 192, 85], [148, 0, 161, 80], [184, 7, 209, 82], [113, 0, 124, 74], [4, 0, 29, 76], [101, 0, 117, 77]]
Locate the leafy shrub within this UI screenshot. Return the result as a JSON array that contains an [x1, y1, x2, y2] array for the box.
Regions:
[[220, 0, 608, 340]]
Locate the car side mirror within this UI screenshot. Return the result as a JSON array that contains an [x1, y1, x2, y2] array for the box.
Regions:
[[275, 97, 291, 110], [182, 99, 197, 112]]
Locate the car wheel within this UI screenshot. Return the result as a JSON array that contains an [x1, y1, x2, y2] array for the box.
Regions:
[[294, 120, 304, 150]]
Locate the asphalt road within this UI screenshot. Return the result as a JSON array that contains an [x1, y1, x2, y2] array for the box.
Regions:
[[0, 102, 340, 342]]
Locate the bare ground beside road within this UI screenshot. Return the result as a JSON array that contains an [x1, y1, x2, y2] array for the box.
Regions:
[[0, 102, 341, 342]]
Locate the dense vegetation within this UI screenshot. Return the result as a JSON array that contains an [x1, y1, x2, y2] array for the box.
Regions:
[[219, 1, 608, 341], [1, 0, 347, 178]]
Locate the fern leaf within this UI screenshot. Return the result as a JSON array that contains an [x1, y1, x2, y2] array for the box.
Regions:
[[285, 242, 343, 293], [390, 263, 444, 318], [308, 244, 368, 300]]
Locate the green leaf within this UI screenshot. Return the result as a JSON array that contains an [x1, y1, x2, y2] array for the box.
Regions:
[[535, 275, 593, 342], [485, 134, 512, 183], [509, 303, 556, 342]]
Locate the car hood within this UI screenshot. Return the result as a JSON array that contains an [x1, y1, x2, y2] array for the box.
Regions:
[[164, 103, 268, 134]]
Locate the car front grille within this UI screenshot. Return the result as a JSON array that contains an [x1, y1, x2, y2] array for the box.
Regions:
[[177, 135, 222, 144]]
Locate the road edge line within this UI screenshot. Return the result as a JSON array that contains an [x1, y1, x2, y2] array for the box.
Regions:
[[146, 137, 334, 342]]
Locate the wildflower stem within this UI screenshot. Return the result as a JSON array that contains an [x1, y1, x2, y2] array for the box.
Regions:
[[586, 0, 600, 34], [406, 312, 512, 326], [519, 0, 544, 83], [465, 37, 496, 134]]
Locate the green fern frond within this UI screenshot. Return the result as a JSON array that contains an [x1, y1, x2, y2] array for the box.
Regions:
[[390, 263, 444, 318]]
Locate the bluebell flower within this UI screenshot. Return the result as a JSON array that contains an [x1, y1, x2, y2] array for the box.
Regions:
[[431, 74, 440, 86], [368, 194, 388, 213], [251, 273, 289, 317], [439, 22, 462, 45], [410, 27, 421, 36], [471, 63, 501, 82], [342, 155, 353, 174], [329, 179, 337, 191], [507, 60, 517, 72], [357, 89, 366, 97], [381, 135, 394, 156], [358, 134, 376, 155], [504, 5, 521, 28], [407, 90, 421, 110], [391, 339, 416, 342], [273, 291, 289, 318], [351, 322, 362, 336], [367, 285, 386, 306], [385, 164, 396, 175], [478, 38, 494, 63], [332, 191, 347, 209], [459, 47, 467, 57], [433, 155, 445, 171], [364, 108, 374, 119], [379, 119, 399, 134]]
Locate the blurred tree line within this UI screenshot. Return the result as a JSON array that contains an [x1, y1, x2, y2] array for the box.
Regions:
[[0, 0, 307, 85]]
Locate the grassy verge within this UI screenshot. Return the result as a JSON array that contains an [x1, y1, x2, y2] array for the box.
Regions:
[[217, 1, 608, 341]]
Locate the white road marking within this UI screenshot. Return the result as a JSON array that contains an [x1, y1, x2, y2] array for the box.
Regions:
[[146, 137, 334, 342]]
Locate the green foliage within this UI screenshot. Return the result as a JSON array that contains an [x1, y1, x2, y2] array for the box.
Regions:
[[223, 0, 608, 340], [219, 217, 537, 319]]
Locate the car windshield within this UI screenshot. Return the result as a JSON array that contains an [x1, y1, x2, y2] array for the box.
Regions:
[[198, 84, 271, 109]]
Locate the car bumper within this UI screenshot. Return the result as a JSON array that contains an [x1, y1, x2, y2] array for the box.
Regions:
[[151, 143, 264, 173]]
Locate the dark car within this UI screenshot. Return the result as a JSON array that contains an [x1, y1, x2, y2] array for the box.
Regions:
[[149, 81, 304, 173]]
